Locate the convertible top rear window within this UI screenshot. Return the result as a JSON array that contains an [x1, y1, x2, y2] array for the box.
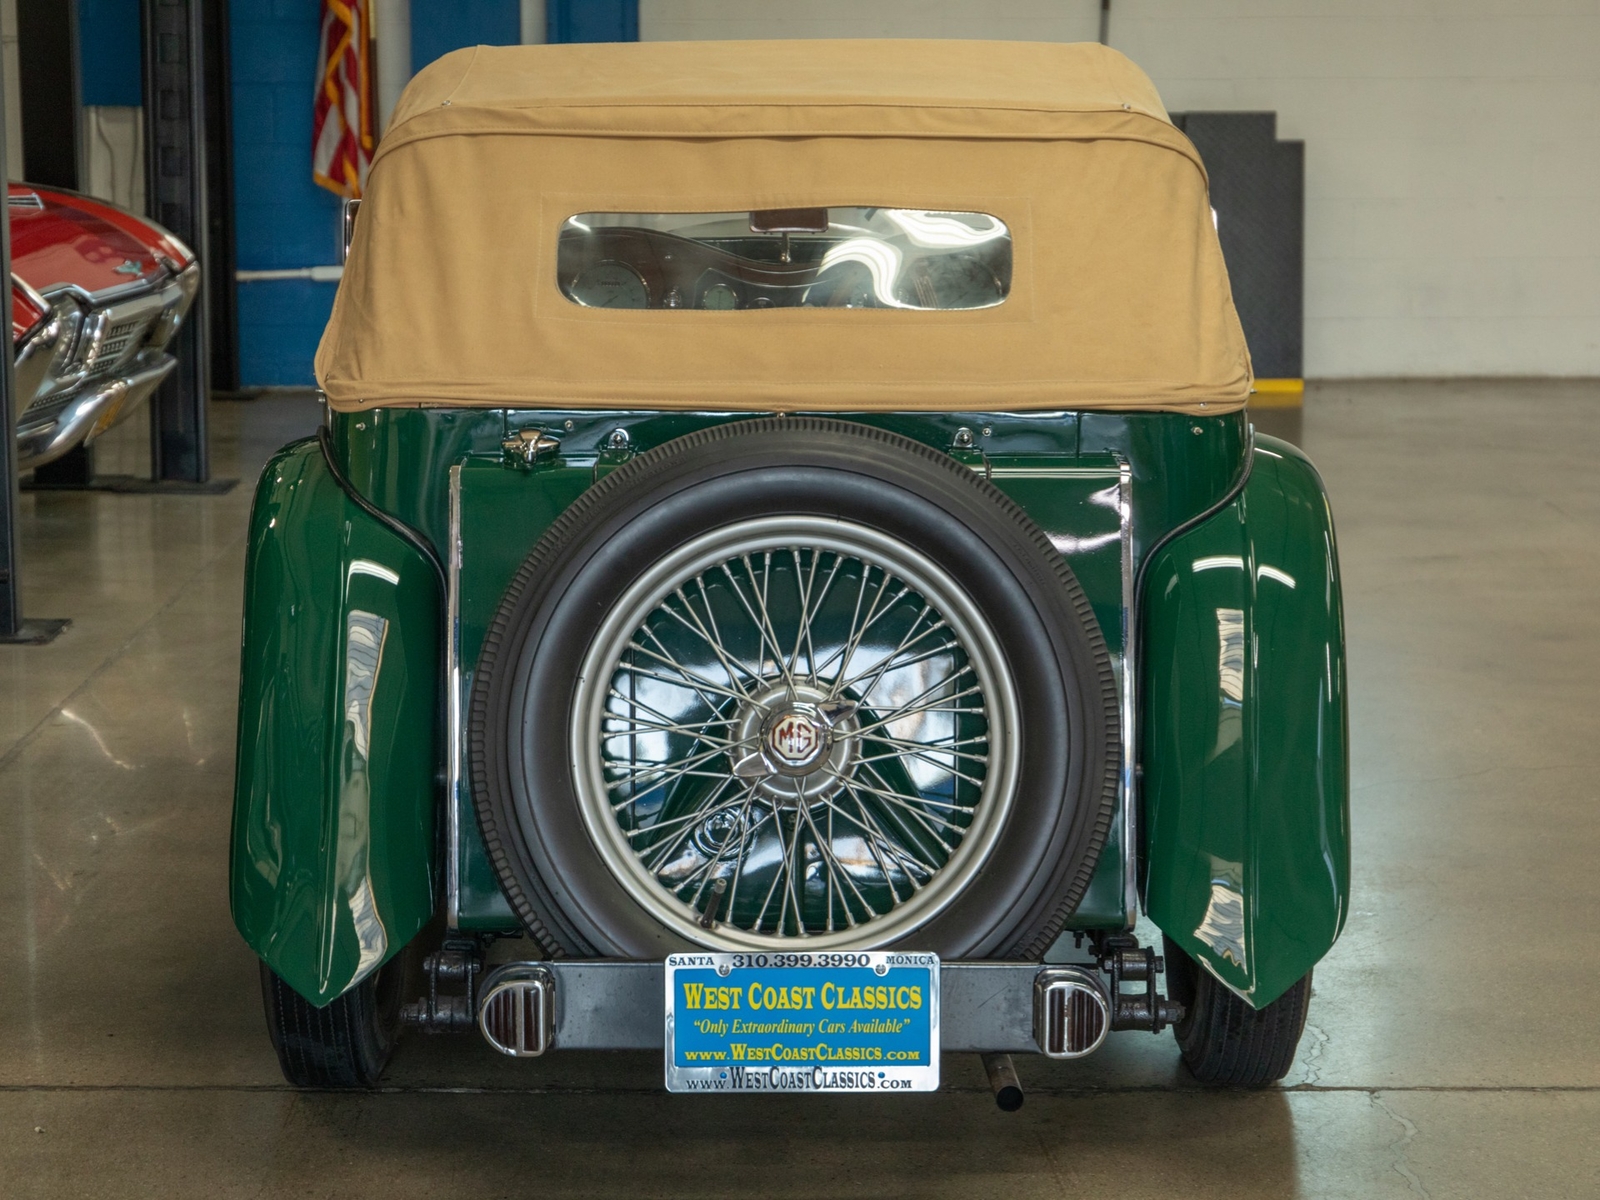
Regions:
[[558, 208, 1012, 312]]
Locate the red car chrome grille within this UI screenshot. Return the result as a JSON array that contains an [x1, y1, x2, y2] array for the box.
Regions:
[[20, 391, 73, 426], [85, 317, 151, 376], [78, 315, 154, 380]]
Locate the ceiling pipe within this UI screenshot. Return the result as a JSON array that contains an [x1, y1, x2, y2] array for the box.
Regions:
[[373, 0, 411, 135]]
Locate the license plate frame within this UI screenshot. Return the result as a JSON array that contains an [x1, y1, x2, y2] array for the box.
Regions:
[[664, 951, 940, 1094]]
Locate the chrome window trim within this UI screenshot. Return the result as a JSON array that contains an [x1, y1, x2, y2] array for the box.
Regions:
[[341, 198, 361, 263]]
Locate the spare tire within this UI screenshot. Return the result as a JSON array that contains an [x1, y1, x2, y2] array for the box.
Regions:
[[469, 418, 1118, 960]]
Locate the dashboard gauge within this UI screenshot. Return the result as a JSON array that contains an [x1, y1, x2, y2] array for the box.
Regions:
[[567, 261, 650, 309], [803, 263, 877, 308], [699, 282, 740, 310], [898, 253, 1006, 310]]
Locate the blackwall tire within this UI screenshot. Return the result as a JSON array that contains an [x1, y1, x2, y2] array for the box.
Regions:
[[469, 418, 1119, 959], [260, 948, 412, 1089], [1165, 935, 1312, 1087]]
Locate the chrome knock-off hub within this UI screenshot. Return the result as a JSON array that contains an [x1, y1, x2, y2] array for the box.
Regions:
[[730, 683, 859, 805]]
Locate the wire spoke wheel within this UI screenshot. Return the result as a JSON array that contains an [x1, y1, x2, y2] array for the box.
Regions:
[[573, 517, 1020, 949]]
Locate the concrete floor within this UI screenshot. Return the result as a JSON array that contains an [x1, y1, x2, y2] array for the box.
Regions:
[[3, 381, 1599, 1197]]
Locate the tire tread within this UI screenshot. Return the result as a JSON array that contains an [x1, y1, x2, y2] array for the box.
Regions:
[[259, 961, 403, 1089], [1173, 958, 1312, 1087]]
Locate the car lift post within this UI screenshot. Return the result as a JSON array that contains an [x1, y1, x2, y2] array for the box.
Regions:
[[21, 0, 233, 496], [142, 0, 213, 486], [0, 42, 68, 644]]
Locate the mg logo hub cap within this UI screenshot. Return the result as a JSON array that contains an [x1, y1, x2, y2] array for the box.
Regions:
[[764, 706, 829, 773]]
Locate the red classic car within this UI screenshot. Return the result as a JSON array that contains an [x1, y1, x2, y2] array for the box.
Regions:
[[8, 184, 199, 469]]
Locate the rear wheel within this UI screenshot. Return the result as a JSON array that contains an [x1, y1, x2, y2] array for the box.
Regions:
[[469, 417, 1120, 960], [260, 950, 412, 1088], [1164, 935, 1311, 1086]]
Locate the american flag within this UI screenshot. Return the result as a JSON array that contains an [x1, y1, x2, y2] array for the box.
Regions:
[[312, 0, 374, 199]]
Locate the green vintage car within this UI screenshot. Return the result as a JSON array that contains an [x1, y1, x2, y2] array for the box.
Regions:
[[232, 39, 1347, 1098]]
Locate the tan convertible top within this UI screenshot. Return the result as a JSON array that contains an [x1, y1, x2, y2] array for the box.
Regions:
[[318, 40, 1251, 415]]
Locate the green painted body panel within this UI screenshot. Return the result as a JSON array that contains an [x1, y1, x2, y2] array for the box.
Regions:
[[985, 459, 1129, 929], [1141, 434, 1350, 1008], [230, 440, 441, 1005], [326, 407, 1249, 576], [452, 462, 591, 930], [450, 450, 1138, 931], [234, 405, 1347, 1000]]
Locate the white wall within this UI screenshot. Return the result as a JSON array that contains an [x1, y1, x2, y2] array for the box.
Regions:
[[641, 0, 1600, 378], [371, 1, 543, 135], [2, 0, 21, 183], [82, 105, 144, 214], [521, 0, 546, 44], [374, 0, 413, 133]]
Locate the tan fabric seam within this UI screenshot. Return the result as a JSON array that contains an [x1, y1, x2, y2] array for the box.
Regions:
[[323, 42, 1251, 417], [369, 120, 1207, 180]]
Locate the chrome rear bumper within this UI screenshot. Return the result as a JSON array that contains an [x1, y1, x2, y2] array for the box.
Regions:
[[460, 959, 1114, 1058], [16, 355, 176, 470], [13, 260, 198, 471]]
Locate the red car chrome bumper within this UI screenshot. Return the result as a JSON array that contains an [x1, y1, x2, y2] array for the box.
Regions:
[[13, 262, 198, 469]]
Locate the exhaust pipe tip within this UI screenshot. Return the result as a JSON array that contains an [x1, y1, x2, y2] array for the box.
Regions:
[[477, 965, 555, 1057], [980, 1052, 1024, 1111], [1034, 966, 1111, 1059]]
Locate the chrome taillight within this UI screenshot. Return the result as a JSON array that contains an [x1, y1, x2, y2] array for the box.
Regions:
[[1034, 966, 1111, 1059], [477, 965, 555, 1057]]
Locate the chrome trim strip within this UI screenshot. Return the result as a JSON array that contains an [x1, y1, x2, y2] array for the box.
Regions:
[[986, 464, 1127, 480], [39, 270, 179, 307], [11, 272, 50, 313], [446, 463, 464, 930], [1118, 459, 1138, 928]]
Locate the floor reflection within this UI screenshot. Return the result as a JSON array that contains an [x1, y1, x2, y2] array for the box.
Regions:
[[1249, 402, 1302, 447], [4, 383, 1600, 1199]]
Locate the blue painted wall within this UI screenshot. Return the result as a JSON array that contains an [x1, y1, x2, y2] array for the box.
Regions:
[[411, 0, 519, 73], [228, 0, 637, 386], [548, 0, 637, 44], [78, 0, 143, 107], [230, 0, 343, 386]]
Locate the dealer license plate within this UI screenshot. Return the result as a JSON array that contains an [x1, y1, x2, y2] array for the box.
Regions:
[[664, 951, 940, 1094]]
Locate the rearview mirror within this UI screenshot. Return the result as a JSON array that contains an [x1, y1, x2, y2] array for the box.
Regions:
[[749, 208, 829, 234]]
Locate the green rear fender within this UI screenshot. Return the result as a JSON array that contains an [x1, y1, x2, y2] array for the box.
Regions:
[[230, 439, 441, 1006], [1141, 434, 1349, 1008]]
